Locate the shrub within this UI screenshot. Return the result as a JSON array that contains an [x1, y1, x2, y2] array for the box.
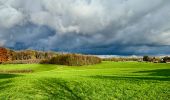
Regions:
[[143, 56, 150, 62], [41, 54, 101, 66], [0, 69, 33, 73], [40, 59, 50, 64]]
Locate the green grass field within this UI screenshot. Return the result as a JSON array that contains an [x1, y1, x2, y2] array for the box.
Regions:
[[0, 61, 169, 100]]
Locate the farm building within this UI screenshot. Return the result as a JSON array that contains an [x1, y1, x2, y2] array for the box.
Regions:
[[0, 47, 9, 62], [165, 59, 170, 63], [162, 57, 170, 63]]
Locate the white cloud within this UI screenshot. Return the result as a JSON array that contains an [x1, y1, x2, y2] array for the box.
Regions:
[[0, 0, 170, 54], [0, 5, 23, 28]]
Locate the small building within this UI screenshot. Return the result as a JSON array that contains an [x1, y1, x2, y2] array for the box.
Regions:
[[162, 57, 170, 63], [0, 47, 9, 63], [166, 60, 170, 63]]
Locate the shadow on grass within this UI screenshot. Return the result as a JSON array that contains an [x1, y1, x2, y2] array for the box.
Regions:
[[89, 69, 170, 81], [35, 78, 81, 100], [0, 73, 22, 79], [0, 80, 13, 91], [134, 69, 170, 76], [0, 73, 21, 91], [90, 75, 170, 81]]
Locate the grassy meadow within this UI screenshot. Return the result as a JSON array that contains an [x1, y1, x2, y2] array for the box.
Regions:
[[0, 61, 169, 100]]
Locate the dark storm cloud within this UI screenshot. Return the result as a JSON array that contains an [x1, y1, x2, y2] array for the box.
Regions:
[[0, 0, 170, 55]]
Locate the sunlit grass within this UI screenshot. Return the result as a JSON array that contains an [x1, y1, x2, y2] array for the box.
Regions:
[[0, 62, 169, 100]]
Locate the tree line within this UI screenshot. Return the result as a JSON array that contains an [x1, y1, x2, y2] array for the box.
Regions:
[[143, 56, 170, 63], [7, 49, 58, 61], [0, 48, 102, 66], [40, 54, 102, 66]]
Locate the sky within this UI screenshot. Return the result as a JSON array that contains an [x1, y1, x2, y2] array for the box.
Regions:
[[0, 0, 170, 55]]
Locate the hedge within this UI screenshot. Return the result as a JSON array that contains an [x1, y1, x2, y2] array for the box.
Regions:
[[41, 54, 101, 66]]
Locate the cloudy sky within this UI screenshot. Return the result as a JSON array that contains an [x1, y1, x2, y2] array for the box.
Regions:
[[0, 0, 170, 55]]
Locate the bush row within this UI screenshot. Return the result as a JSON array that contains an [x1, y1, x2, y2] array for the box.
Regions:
[[40, 54, 102, 66], [2, 59, 42, 64], [0, 69, 33, 73]]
